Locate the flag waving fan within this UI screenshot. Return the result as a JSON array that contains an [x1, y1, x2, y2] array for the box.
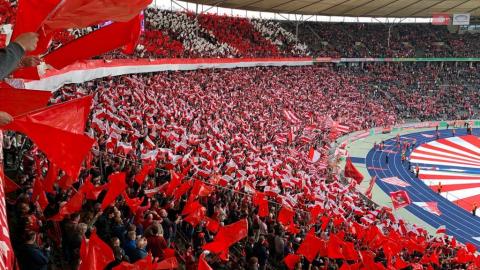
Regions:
[[11, 0, 151, 74]]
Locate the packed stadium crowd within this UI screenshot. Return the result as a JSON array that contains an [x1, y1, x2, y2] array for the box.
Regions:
[[339, 63, 480, 121], [2, 1, 479, 59], [3, 64, 480, 270], [3, 0, 480, 269]]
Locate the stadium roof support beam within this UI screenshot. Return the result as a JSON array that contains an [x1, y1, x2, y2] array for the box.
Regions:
[[442, 0, 472, 13], [357, 0, 402, 17], [288, 0, 327, 14], [234, 0, 264, 10], [340, 0, 377, 16], [314, 0, 355, 15], [408, 0, 449, 17], [171, 0, 188, 11], [268, 0, 297, 10], [384, 0, 423, 17], [468, 5, 480, 13]]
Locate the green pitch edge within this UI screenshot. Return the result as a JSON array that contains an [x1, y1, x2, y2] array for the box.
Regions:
[[341, 127, 437, 235]]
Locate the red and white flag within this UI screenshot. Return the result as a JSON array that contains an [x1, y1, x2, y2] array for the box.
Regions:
[[380, 176, 411, 188], [307, 147, 321, 163], [413, 202, 442, 216], [143, 136, 155, 149], [283, 109, 301, 123], [117, 141, 133, 155], [436, 225, 446, 234], [390, 190, 412, 209]]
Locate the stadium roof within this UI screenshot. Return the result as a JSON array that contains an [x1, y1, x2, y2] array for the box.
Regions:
[[181, 0, 480, 18]]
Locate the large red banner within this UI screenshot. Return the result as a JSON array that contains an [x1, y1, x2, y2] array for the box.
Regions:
[[432, 14, 451, 25]]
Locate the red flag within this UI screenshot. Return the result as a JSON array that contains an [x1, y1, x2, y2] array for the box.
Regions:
[[394, 257, 410, 269], [390, 190, 412, 209], [308, 205, 322, 225], [11, 0, 61, 41], [51, 189, 85, 221], [43, 162, 58, 193], [32, 178, 49, 210], [3, 175, 20, 194], [283, 254, 300, 270], [122, 192, 144, 213], [342, 241, 359, 261], [296, 233, 322, 262], [204, 217, 220, 233], [339, 263, 351, 270], [12, 0, 151, 53], [5, 121, 94, 179], [44, 0, 151, 30], [83, 180, 106, 201], [202, 219, 248, 254], [344, 157, 363, 184], [79, 231, 114, 270], [189, 180, 214, 200], [155, 257, 178, 270], [257, 195, 269, 218], [135, 162, 154, 185], [0, 87, 51, 117], [277, 206, 294, 225], [44, 16, 142, 69], [198, 253, 213, 270], [3, 97, 94, 179], [173, 181, 192, 201], [183, 205, 206, 227], [466, 243, 477, 253], [165, 171, 182, 197], [14, 96, 93, 135], [327, 234, 344, 259], [101, 172, 127, 210]]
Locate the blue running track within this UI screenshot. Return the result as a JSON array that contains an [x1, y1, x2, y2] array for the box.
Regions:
[[366, 128, 480, 248]]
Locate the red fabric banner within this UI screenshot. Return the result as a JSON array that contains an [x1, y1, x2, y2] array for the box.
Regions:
[[44, 16, 142, 70], [3, 175, 20, 194], [202, 219, 248, 254], [296, 232, 322, 262], [12, 0, 150, 57], [79, 231, 114, 270], [43, 0, 151, 30], [11, 0, 61, 41], [283, 254, 301, 270], [17, 96, 92, 134], [1, 96, 94, 179], [101, 172, 127, 210], [198, 254, 213, 270], [0, 87, 51, 117], [4, 120, 94, 179], [344, 157, 364, 184], [51, 189, 85, 221], [277, 206, 294, 225]]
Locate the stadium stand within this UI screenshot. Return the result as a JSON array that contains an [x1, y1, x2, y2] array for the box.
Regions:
[[3, 0, 480, 269]]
